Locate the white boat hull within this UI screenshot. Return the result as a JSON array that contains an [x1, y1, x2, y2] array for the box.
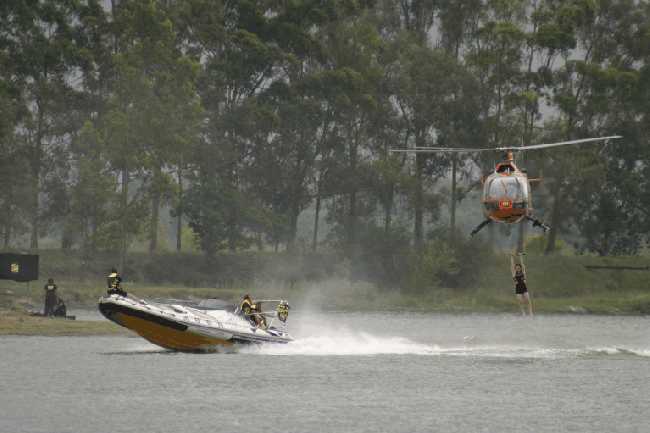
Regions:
[[98, 294, 291, 352]]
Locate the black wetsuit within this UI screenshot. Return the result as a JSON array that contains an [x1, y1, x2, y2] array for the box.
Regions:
[[44, 284, 58, 316], [513, 271, 528, 295]]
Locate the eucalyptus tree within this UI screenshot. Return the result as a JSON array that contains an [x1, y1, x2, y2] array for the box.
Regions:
[[5, 0, 86, 249], [392, 37, 477, 249], [560, 0, 650, 255], [540, 0, 643, 254]]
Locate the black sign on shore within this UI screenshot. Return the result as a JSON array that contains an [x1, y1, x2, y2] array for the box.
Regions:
[[0, 253, 39, 282]]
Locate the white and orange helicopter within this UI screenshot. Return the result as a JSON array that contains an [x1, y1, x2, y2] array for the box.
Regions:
[[390, 136, 622, 236]]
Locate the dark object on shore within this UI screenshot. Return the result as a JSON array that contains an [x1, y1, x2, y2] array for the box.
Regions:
[[0, 254, 39, 282], [44, 278, 57, 316], [585, 265, 650, 271], [53, 298, 67, 317], [28, 304, 76, 321]]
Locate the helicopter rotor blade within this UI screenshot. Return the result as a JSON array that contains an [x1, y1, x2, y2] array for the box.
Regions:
[[389, 136, 621, 154], [499, 135, 622, 151], [390, 147, 495, 153]]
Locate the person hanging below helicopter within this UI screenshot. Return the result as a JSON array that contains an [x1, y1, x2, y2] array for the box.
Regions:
[[510, 252, 533, 316], [107, 268, 127, 297]]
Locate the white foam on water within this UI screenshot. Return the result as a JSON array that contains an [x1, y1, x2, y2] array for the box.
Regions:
[[242, 332, 440, 356], [579, 347, 650, 358], [242, 335, 650, 359]]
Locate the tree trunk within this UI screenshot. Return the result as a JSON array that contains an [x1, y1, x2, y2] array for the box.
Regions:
[[3, 217, 10, 249], [517, 220, 526, 253], [149, 190, 160, 254], [348, 189, 357, 256], [450, 155, 457, 240], [312, 182, 321, 252], [414, 131, 425, 250], [286, 205, 300, 253], [90, 213, 97, 253], [149, 165, 162, 254], [30, 101, 45, 251], [347, 138, 358, 257], [61, 225, 73, 250], [176, 167, 183, 252], [544, 179, 563, 255], [120, 167, 129, 270], [384, 183, 393, 234]]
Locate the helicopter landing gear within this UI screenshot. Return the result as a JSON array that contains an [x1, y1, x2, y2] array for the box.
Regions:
[[470, 219, 492, 237], [526, 216, 550, 232]]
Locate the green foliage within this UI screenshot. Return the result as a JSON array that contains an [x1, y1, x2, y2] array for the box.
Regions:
[[406, 232, 497, 291], [525, 235, 567, 255], [1, 0, 650, 295]]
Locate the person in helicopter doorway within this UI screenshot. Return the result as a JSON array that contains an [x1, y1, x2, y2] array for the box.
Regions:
[[107, 268, 127, 297], [43, 278, 58, 316], [511, 252, 533, 316], [239, 294, 266, 328]]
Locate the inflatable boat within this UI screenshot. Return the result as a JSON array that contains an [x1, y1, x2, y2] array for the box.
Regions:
[[98, 294, 292, 352]]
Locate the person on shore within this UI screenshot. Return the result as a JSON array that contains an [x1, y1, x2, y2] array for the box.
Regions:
[[43, 278, 58, 316], [107, 268, 127, 297], [511, 253, 533, 316]]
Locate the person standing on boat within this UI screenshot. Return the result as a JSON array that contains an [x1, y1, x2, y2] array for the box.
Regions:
[[43, 278, 58, 316], [511, 253, 533, 316], [107, 268, 127, 297]]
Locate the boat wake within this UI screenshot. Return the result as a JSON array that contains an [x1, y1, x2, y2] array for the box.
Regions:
[[241, 332, 438, 356], [241, 333, 650, 359]]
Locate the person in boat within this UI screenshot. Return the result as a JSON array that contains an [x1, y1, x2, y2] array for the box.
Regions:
[[43, 278, 58, 316], [511, 253, 533, 316], [239, 294, 255, 324], [107, 268, 127, 297], [239, 294, 266, 328], [255, 302, 267, 329]]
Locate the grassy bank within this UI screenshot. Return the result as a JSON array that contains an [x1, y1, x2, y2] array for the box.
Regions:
[[0, 310, 127, 336], [1, 250, 649, 319]]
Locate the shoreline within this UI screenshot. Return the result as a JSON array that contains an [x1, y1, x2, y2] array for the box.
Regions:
[[0, 310, 128, 337], [2, 294, 648, 337]]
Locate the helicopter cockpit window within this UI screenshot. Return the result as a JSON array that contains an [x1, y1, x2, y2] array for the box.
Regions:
[[485, 176, 526, 201]]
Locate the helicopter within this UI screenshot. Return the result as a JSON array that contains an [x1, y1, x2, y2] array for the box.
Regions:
[[390, 136, 622, 236]]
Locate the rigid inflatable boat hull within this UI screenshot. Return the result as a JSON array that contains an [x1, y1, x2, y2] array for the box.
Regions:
[[98, 295, 291, 352]]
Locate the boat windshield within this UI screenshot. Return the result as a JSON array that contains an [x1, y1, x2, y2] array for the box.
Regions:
[[485, 176, 526, 201]]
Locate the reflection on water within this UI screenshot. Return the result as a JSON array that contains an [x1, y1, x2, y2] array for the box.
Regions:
[[1, 313, 649, 433]]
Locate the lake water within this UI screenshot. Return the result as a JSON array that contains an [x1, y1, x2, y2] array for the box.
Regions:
[[1, 312, 649, 433]]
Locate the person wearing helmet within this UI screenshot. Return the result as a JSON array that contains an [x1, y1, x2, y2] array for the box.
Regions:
[[107, 268, 127, 297], [239, 294, 256, 325], [239, 294, 266, 328]]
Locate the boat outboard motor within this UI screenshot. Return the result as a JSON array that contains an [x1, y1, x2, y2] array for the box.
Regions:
[[276, 301, 290, 323]]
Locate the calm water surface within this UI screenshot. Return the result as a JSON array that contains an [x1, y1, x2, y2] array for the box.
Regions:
[[1, 313, 649, 433]]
